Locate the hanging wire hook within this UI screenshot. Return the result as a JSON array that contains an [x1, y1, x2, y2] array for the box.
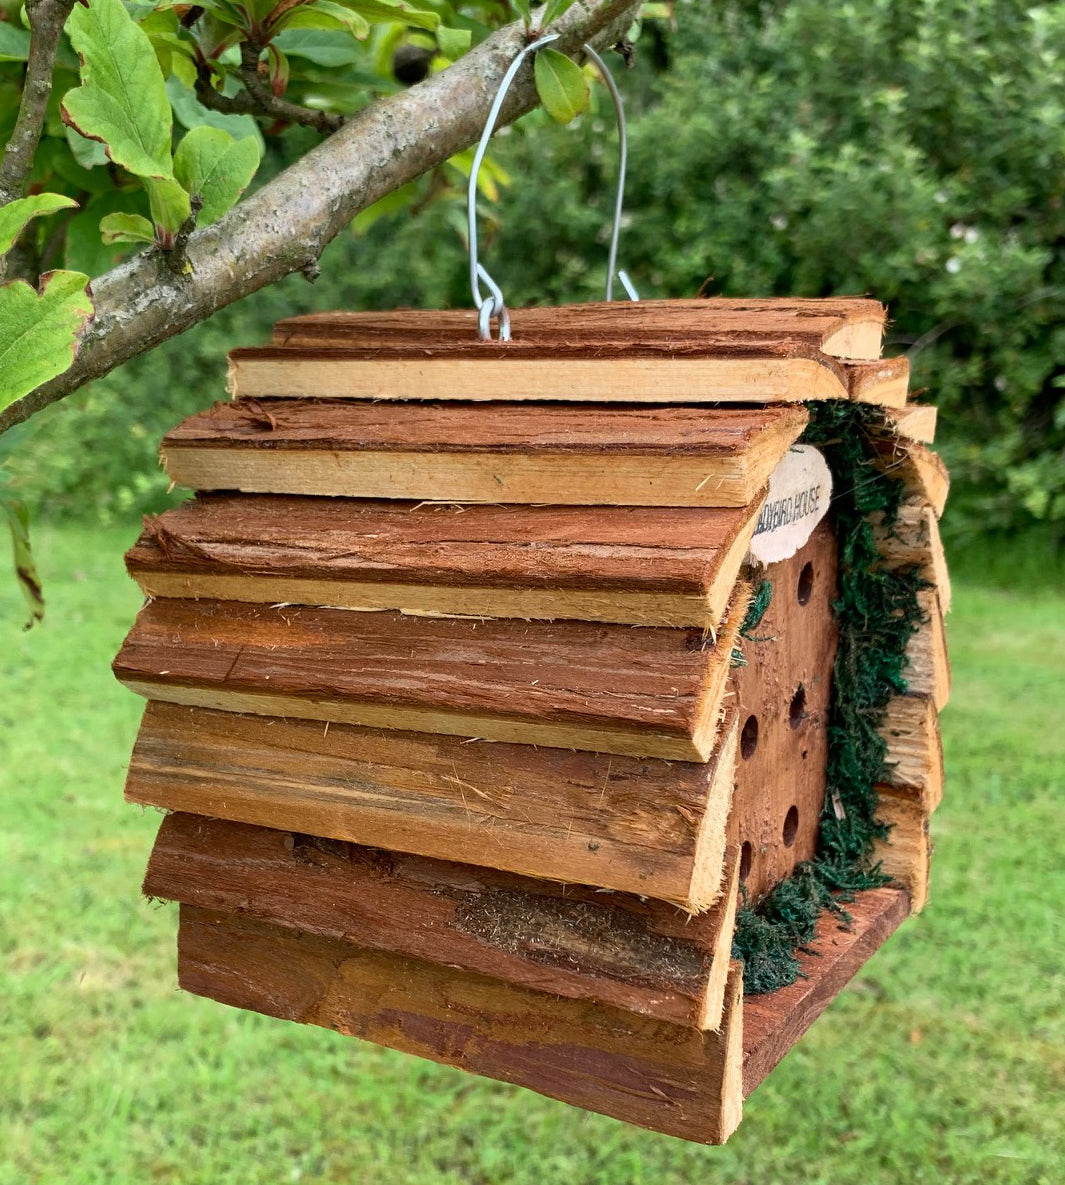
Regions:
[[468, 34, 639, 340], [581, 43, 638, 303], [468, 33, 559, 340]]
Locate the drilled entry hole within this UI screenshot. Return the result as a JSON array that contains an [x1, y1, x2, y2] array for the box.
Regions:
[[782, 805, 799, 847], [739, 841, 753, 882], [740, 715, 759, 760], [789, 684, 807, 728], [797, 562, 814, 605]]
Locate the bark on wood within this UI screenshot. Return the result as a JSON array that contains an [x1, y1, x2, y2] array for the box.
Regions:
[[741, 886, 910, 1095], [113, 591, 749, 760], [160, 401, 808, 509], [145, 813, 741, 1030], [125, 493, 765, 628], [271, 298, 888, 360], [728, 521, 840, 902], [1, 0, 642, 436], [177, 904, 746, 1144], [125, 702, 740, 909]]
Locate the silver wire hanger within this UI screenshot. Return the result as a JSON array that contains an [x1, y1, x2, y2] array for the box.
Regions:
[[467, 34, 639, 342]]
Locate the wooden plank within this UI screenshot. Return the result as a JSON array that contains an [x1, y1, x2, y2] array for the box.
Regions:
[[844, 357, 910, 409], [124, 702, 740, 910], [878, 692, 944, 811], [871, 496, 952, 613], [144, 813, 742, 1031], [160, 401, 808, 509], [113, 592, 750, 761], [873, 439, 950, 518], [873, 790, 931, 913], [902, 591, 951, 712], [741, 886, 910, 1096], [126, 494, 765, 629], [226, 352, 854, 405], [271, 298, 887, 360], [880, 402, 937, 444], [728, 520, 840, 901], [177, 905, 746, 1144]]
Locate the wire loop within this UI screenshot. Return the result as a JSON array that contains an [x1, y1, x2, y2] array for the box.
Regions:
[[467, 35, 638, 341]]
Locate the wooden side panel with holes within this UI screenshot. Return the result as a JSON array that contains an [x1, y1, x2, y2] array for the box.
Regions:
[[145, 813, 741, 1031], [728, 520, 839, 901], [125, 702, 740, 911], [178, 905, 746, 1145]]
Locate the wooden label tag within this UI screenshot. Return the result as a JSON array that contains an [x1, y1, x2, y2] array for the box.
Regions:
[[749, 445, 832, 564]]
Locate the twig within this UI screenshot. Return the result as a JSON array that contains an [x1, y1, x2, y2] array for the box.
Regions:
[[237, 41, 344, 135], [164, 194, 203, 275], [0, 0, 78, 209]]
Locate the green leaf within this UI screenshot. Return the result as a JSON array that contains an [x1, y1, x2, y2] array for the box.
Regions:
[[63, 125, 110, 171], [273, 29, 364, 66], [538, 0, 576, 27], [144, 176, 192, 242], [334, 0, 440, 32], [165, 77, 264, 151], [436, 25, 471, 60], [64, 187, 151, 273], [0, 270, 94, 412], [173, 126, 261, 226], [99, 211, 156, 245], [511, 0, 532, 25], [62, 0, 174, 180], [0, 22, 31, 61], [533, 47, 587, 124], [277, 2, 370, 40], [0, 194, 79, 257], [0, 493, 44, 629]]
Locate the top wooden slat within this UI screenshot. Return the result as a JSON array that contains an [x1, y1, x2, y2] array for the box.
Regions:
[[271, 299, 887, 360], [228, 299, 902, 407]]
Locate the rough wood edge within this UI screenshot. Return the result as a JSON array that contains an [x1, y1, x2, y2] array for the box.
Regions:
[[873, 791, 931, 913], [740, 886, 911, 1095], [177, 905, 747, 1144], [844, 356, 910, 408], [881, 402, 937, 444]]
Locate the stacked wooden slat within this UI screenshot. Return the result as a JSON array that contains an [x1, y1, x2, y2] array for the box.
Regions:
[[113, 298, 950, 1143]]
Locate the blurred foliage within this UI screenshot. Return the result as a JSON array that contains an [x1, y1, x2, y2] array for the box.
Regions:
[[6, 0, 1065, 548]]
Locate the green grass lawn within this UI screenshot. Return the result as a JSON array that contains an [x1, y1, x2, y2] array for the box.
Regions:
[[1, 522, 1062, 1185]]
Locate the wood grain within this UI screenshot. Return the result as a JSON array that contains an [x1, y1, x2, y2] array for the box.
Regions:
[[873, 439, 950, 518], [878, 692, 944, 810], [874, 790, 931, 913], [843, 357, 910, 408], [113, 593, 749, 761], [871, 496, 952, 614], [124, 702, 740, 909], [728, 521, 840, 901], [177, 905, 746, 1143], [161, 401, 808, 509], [902, 591, 951, 712], [741, 886, 910, 1095], [145, 813, 741, 1030], [271, 298, 887, 360], [126, 494, 764, 629], [880, 402, 937, 444]]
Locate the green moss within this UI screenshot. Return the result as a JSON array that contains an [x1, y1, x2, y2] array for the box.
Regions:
[[732, 404, 929, 994]]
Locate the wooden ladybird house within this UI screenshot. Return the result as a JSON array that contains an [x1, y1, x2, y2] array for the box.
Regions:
[[113, 298, 950, 1144]]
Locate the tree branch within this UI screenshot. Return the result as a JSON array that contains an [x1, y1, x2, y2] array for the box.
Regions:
[[1, 0, 641, 437], [0, 0, 78, 209], [237, 41, 343, 135]]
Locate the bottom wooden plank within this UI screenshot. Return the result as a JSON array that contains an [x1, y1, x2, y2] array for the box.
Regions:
[[741, 886, 910, 1095], [146, 813, 741, 1031], [178, 905, 746, 1144]]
